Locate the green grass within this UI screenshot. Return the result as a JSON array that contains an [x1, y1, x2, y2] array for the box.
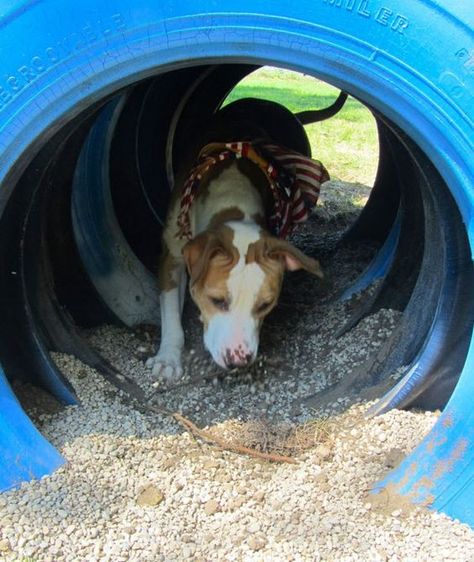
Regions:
[[224, 67, 378, 186]]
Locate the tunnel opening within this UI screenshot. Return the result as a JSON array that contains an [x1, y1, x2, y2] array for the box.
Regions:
[[0, 62, 472, 453]]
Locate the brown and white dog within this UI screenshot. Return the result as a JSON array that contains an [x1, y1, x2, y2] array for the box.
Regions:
[[147, 104, 327, 380]]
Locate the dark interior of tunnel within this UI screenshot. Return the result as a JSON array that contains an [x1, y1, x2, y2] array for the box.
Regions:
[[0, 63, 472, 416]]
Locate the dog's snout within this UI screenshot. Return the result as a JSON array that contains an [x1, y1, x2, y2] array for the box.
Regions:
[[224, 347, 254, 370], [224, 357, 250, 369]]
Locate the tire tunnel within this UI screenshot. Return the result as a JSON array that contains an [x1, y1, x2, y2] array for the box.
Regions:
[[0, 1, 473, 526]]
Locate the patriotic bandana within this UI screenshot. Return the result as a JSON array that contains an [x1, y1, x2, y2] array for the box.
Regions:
[[176, 141, 330, 240]]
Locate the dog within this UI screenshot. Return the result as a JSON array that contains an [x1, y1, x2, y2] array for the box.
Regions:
[[147, 100, 329, 380]]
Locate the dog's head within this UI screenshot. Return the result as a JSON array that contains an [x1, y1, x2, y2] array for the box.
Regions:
[[183, 221, 323, 370]]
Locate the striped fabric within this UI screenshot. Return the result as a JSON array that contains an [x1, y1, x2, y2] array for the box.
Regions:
[[176, 141, 329, 240]]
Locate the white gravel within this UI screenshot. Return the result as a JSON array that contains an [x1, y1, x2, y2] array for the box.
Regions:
[[2, 363, 474, 561], [2, 184, 474, 561]]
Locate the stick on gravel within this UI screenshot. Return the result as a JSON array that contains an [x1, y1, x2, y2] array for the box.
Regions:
[[171, 412, 298, 464]]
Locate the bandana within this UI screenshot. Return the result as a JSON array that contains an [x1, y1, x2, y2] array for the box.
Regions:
[[176, 141, 329, 240]]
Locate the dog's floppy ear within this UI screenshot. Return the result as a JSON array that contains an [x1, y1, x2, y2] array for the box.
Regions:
[[182, 231, 235, 287], [265, 237, 324, 278], [182, 232, 215, 286]]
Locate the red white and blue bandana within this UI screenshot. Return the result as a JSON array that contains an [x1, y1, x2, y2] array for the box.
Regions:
[[177, 141, 330, 240]]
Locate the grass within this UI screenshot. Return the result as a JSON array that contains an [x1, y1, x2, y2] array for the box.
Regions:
[[224, 67, 378, 186]]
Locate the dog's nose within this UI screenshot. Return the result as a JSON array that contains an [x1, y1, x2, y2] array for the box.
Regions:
[[225, 357, 252, 369], [224, 349, 254, 370]]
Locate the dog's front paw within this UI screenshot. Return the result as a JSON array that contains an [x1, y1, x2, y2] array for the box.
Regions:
[[146, 350, 183, 382]]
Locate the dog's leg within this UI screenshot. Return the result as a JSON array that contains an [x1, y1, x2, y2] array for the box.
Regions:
[[147, 249, 186, 381]]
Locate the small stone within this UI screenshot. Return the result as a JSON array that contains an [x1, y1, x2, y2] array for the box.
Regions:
[[248, 536, 266, 551], [0, 539, 10, 553], [229, 497, 246, 509], [253, 490, 265, 502], [315, 444, 332, 460], [203, 499, 219, 515], [247, 521, 261, 534], [323, 519, 334, 531], [162, 458, 175, 470], [271, 500, 283, 511], [202, 458, 220, 470], [136, 484, 164, 507], [215, 472, 231, 483], [135, 346, 150, 359], [384, 448, 405, 469]]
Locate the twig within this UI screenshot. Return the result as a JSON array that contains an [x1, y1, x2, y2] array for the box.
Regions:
[[171, 412, 298, 465]]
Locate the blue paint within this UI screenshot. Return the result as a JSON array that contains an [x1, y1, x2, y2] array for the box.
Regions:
[[375, 348, 474, 524], [0, 366, 65, 491], [340, 210, 401, 301]]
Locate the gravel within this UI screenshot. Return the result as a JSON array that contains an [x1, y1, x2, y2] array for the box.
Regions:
[[2, 181, 474, 561]]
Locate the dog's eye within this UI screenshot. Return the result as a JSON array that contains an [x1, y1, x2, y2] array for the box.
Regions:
[[256, 300, 273, 314], [210, 297, 229, 311]]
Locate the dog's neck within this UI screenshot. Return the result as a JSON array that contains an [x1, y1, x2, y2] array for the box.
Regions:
[[191, 162, 268, 235]]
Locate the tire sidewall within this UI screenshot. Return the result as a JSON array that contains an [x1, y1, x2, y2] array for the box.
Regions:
[[0, 0, 472, 235]]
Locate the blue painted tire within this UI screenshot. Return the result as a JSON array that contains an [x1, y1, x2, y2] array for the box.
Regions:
[[0, 0, 473, 526]]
